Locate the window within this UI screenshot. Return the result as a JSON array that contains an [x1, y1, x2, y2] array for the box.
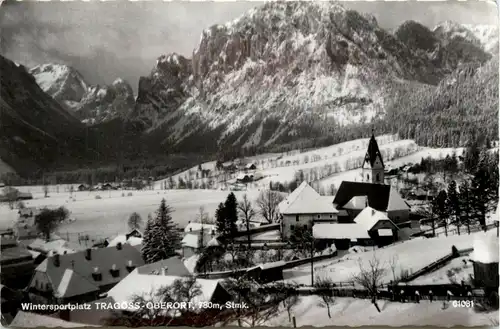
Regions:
[[291, 225, 295, 231], [366, 174, 370, 180], [330, 214, 333, 218], [376, 173, 380, 182], [303, 225, 307, 230], [296, 215, 299, 222], [317, 215, 321, 219]]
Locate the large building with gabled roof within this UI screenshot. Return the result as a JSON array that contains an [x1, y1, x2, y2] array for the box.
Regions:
[[278, 133, 411, 248]]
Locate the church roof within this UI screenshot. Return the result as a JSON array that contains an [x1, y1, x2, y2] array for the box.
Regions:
[[364, 133, 384, 168], [333, 182, 409, 212]]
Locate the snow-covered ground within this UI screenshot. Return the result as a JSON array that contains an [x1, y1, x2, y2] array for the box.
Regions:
[[0, 189, 263, 241], [385, 147, 465, 167], [283, 229, 498, 286], [261, 296, 499, 327]]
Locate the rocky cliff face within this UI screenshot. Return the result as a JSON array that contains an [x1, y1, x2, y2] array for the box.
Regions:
[[30, 64, 135, 125], [132, 2, 492, 152]]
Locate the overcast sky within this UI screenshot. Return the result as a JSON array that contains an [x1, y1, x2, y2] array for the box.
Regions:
[[1, 0, 497, 93]]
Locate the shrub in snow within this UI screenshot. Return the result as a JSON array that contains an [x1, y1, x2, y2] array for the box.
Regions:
[[95, 195, 102, 199], [127, 192, 133, 197]]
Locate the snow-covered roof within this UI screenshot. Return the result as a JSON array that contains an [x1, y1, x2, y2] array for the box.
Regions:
[[470, 232, 499, 264], [343, 196, 368, 210], [107, 270, 222, 311], [258, 260, 286, 270], [181, 233, 200, 249], [353, 207, 395, 231], [313, 223, 370, 240], [107, 235, 143, 247], [184, 222, 216, 233], [387, 187, 411, 211], [10, 311, 97, 328], [29, 238, 78, 255], [280, 181, 337, 215], [207, 237, 221, 247]]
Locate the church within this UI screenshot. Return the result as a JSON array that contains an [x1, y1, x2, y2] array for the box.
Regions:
[[278, 132, 411, 249]]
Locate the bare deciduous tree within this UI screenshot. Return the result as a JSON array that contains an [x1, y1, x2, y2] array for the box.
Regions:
[[256, 189, 284, 224], [238, 194, 256, 249], [352, 254, 386, 312], [314, 275, 336, 318], [223, 275, 284, 327], [274, 282, 299, 322]]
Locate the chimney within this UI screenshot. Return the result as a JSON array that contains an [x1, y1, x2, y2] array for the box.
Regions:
[[92, 267, 102, 281], [116, 242, 122, 250], [85, 248, 91, 260], [53, 254, 60, 267], [110, 264, 120, 277], [126, 260, 136, 273]]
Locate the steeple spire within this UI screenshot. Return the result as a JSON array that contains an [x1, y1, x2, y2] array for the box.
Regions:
[[362, 130, 385, 184]]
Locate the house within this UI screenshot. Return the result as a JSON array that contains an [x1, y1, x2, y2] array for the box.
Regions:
[[181, 230, 216, 258], [106, 269, 231, 314], [1, 284, 24, 325], [59, 297, 113, 326], [10, 311, 97, 328], [26, 236, 83, 255], [246, 261, 286, 284], [470, 232, 499, 290], [1, 239, 36, 288], [77, 184, 89, 191], [135, 256, 191, 277], [244, 163, 257, 171], [279, 181, 338, 238], [101, 183, 113, 190], [27, 243, 144, 304], [313, 207, 399, 250], [107, 229, 143, 248], [184, 222, 217, 234]]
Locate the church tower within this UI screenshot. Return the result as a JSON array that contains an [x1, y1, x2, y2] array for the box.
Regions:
[[362, 130, 385, 184]]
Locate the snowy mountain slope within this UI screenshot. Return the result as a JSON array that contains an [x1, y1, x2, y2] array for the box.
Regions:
[[433, 21, 499, 55], [30, 64, 135, 125], [0, 55, 94, 174], [132, 2, 491, 153]]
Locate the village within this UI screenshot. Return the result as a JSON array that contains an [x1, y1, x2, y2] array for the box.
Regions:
[[0, 133, 499, 327]]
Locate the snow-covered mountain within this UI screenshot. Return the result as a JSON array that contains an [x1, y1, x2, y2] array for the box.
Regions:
[[433, 21, 499, 55], [30, 64, 135, 125], [131, 2, 491, 152]]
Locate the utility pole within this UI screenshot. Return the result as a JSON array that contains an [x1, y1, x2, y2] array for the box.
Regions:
[[310, 220, 314, 287]]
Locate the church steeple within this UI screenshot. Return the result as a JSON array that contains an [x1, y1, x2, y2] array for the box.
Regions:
[[362, 130, 385, 184]]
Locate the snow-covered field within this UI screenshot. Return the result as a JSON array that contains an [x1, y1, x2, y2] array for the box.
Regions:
[[386, 147, 465, 167], [156, 134, 401, 187], [0, 189, 263, 241], [283, 229, 498, 286], [262, 296, 499, 327]]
